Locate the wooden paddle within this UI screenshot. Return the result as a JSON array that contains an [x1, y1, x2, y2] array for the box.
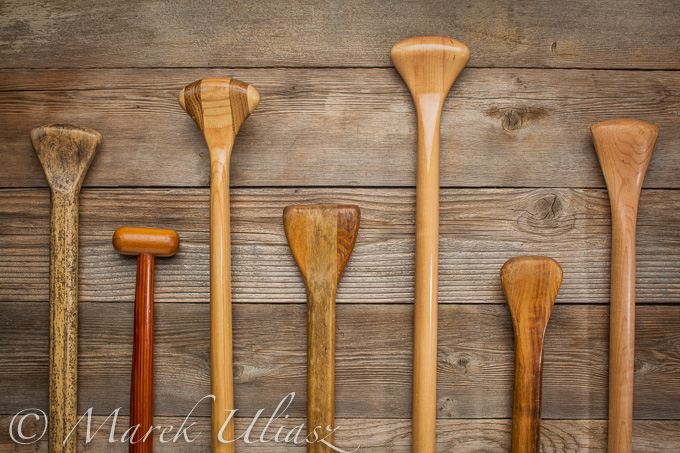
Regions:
[[283, 205, 360, 453], [390, 36, 470, 452], [31, 124, 101, 453], [113, 227, 180, 453], [179, 78, 259, 452], [591, 118, 658, 452], [501, 256, 562, 452]]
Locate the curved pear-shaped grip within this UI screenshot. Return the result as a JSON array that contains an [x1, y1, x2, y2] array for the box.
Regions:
[[283, 205, 360, 453], [502, 256, 562, 453], [179, 78, 259, 156], [31, 124, 101, 453], [179, 77, 258, 453], [391, 36, 469, 453], [591, 118, 658, 453]]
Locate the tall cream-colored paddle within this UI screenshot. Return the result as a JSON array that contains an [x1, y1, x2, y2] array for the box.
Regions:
[[179, 78, 259, 452], [591, 118, 658, 452], [391, 36, 470, 452]]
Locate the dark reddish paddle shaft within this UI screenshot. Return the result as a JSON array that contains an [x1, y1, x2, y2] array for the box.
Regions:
[[131, 254, 154, 452]]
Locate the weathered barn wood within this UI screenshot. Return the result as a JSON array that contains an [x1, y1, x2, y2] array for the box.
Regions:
[[0, 69, 678, 189], [1, 188, 678, 304], [1, 302, 678, 420]]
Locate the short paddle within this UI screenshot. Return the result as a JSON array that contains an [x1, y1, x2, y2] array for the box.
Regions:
[[31, 124, 101, 453], [502, 256, 562, 453], [391, 36, 470, 452], [283, 205, 360, 453], [179, 78, 259, 452], [113, 227, 180, 453], [591, 118, 658, 452]]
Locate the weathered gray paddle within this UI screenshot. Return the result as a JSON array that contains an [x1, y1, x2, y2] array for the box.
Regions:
[[31, 124, 101, 453]]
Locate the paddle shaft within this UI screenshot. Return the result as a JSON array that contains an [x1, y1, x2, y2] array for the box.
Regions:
[[130, 254, 154, 453], [48, 191, 80, 453], [591, 118, 658, 452]]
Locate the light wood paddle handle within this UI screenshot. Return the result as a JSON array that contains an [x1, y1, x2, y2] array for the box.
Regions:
[[31, 124, 101, 453], [591, 118, 658, 452], [391, 36, 469, 453], [283, 205, 360, 453], [502, 256, 562, 452], [179, 78, 259, 452]]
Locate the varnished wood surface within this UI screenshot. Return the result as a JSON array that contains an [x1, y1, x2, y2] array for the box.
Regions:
[[113, 227, 179, 453], [591, 119, 659, 453], [502, 257, 562, 452], [0, 0, 678, 70], [1, 187, 679, 305], [1, 68, 678, 189], [179, 77, 259, 453], [31, 124, 101, 453], [392, 36, 469, 453], [1, 302, 680, 421], [2, 415, 679, 452], [283, 205, 360, 452]]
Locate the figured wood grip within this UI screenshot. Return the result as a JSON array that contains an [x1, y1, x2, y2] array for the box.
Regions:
[[591, 119, 658, 453], [31, 124, 101, 453], [179, 78, 259, 453], [502, 256, 562, 453], [283, 205, 360, 453]]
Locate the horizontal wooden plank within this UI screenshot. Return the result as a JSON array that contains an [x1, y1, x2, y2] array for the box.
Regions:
[[1, 188, 678, 305], [1, 68, 678, 189], [1, 303, 679, 420], [0, 1, 678, 69], [1, 416, 679, 452]]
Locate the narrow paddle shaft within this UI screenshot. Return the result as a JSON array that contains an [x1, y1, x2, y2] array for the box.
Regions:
[[113, 226, 179, 453], [591, 119, 658, 452], [179, 78, 259, 452], [501, 257, 562, 452], [391, 36, 469, 453], [131, 254, 154, 453], [31, 124, 101, 453], [283, 205, 360, 453]]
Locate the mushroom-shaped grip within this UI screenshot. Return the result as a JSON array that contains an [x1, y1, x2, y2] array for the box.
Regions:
[[113, 227, 179, 257]]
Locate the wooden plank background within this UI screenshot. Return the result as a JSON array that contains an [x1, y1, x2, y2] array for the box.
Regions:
[[0, 0, 678, 451]]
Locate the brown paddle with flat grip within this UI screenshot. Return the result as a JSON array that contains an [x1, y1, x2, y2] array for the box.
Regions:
[[591, 118, 658, 452], [113, 227, 180, 453], [283, 205, 360, 453], [501, 256, 562, 453], [390, 36, 470, 452], [31, 124, 101, 453], [179, 78, 259, 452]]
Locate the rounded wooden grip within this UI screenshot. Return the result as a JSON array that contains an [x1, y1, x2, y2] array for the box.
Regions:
[[502, 256, 562, 453]]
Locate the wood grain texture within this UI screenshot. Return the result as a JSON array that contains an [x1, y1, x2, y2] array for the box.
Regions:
[[0, 0, 678, 69], [283, 205, 360, 452], [502, 257, 562, 452], [591, 119, 659, 453], [179, 77, 259, 453], [2, 416, 680, 452], [0, 68, 678, 189], [1, 302, 680, 420], [31, 124, 101, 453], [1, 187, 679, 305], [391, 35, 470, 453]]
